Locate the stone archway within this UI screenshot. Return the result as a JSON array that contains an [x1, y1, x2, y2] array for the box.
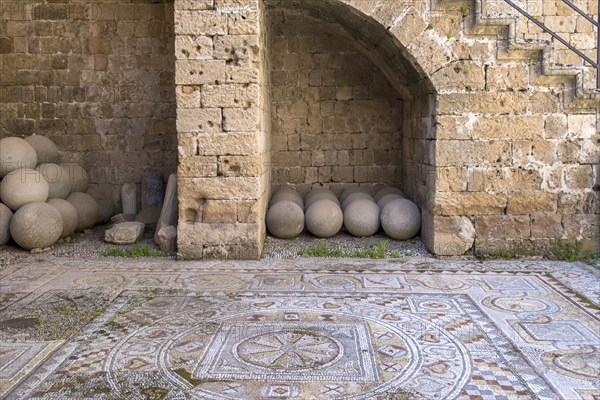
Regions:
[[173, 0, 453, 259]]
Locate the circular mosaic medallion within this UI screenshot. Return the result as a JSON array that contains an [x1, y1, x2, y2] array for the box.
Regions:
[[105, 295, 470, 400], [235, 330, 342, 371]]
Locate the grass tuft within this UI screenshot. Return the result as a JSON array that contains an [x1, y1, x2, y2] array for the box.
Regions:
[[299, 239, 403, 259], [104, 244, 170, 258]]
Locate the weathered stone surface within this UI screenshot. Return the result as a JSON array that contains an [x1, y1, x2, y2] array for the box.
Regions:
[[341, 192, 374, 211], [475, 215, 531, 240], [37, 163, 71, 199], [381, 199, 421, 240], [0, 137, 37, 178], [67, 192, 98, 231], [422, 211, 475, 256], [10, 202, 62, 250], [155, 174, 179, 244], [306, 190, 340, 210], [61, 163, 89, 193], [141, 170, 164, 208], [435, 192, 507, 216], [266, 200, 304, 239], [0, 169, 49, 211], [47, 198, 78, 239], [121, 183, 137, 215], [135, 206, 162, 227], [156, 225, 177, 252], [270, 189, 303, 209], [344, 198, 380, 238], [87, 186, 115, 225], [0, 203, 13, 245], [24, 135, 59, 164], [506, 192, 557, 214], [105, 221, 145, 245], [305, 199, 343, 238]]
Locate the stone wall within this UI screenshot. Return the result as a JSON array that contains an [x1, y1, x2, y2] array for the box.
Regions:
[[0, 0, 177, 204], [268, 8, 404, 196]]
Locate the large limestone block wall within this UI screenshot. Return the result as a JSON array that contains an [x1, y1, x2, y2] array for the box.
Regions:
[[0, 0, 177, 201], [175, 0, 270, 259], [268, 8, 404, 195]]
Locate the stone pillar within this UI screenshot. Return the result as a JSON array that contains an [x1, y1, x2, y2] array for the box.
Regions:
[[174, 0, 269, 259]]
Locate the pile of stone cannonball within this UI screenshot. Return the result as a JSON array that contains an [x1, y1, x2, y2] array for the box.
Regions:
[[0, 135, 110, 251], [266, 186, 421, 240]]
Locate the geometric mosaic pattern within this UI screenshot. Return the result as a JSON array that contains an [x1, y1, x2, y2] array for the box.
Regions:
[[0, 257, 599, 399]]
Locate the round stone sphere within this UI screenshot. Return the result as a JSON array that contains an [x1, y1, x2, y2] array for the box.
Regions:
[[266, 200, 304, 239], [270, 189, 303, 209], [341, 192, 374, 211], [305, 199, 343, 238], [0, 137, 38, 178], [0, 169, 49, 211], [87, 186, 114, 224], [0, 203, 13, 245], [61, 163, 89, 193], [47, 198, 78, 238], [344, 198, 380, 237], [305, 190, 340, 210], [340, 186, 373, 203], [24, 135, 59, 164], [381, 198, 421, 240], [305, 188, 335, 204], [377, 194, 404, 210], [10, 202, 63, 250], [374, 187, 404, 202], [36, 163, 71, 199], [67, 192, 98, 231]]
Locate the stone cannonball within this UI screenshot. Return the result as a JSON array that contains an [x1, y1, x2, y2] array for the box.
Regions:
[[270, 189, 303, 209], [0, 169, 49, 211], [344, 198, 380, 237], [381, 198, 421, 240], [341, 192, 374, 211], [67, 192, 98, 231], [36, 163, 71, 199], [374, 187, 404, 202], [305, 199, 343, 238], [305, 188, 335, 203], [24, 135, 60, 164], [340, 186, 373, 203], [87, 186, 115, 225], [10, 202, 63, 250], [266, 200, 304, 239], [61, 163, 89, 193], [0, 137, 38, 178], [305, 190, 340, 210], [0, 203, 13, 245], [47, 198, 78, 238], [377, 194, 404, 210]]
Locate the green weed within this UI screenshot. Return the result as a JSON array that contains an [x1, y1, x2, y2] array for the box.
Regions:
[[104, 244, 170, 258], [549, 239, 599, 264]]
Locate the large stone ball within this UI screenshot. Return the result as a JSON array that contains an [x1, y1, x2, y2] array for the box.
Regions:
[[344, 198, 380, 237], [0, 137, 38, 178], [61, 163, 89, 193], [374, 187, 404, 202], [341, 192, 374, 211], [266, 200, 304, 239], [340, 186, 373, 203], [377, 194, 405, 210], [381, 198, 421, 240], [0, 203, 13, 245], [305, 190, 340, 210], [87, 186, 114, 224], [305, 199, 343, 238], [270, 189, 303, 209], [9, 202, 63, 250], [24, 135, 60, 164], [0, 169, 49, 211], [305, 188, 335, 203], [36, 163, 71, 199], [47, 198, 78, 238], [67, 192, 98, 231]]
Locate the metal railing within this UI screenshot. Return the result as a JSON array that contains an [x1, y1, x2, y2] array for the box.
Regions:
[[502, 0, 599, 89]]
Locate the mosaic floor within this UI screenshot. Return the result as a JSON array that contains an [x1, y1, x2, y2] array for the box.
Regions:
[[0, 257, 598, 399]]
